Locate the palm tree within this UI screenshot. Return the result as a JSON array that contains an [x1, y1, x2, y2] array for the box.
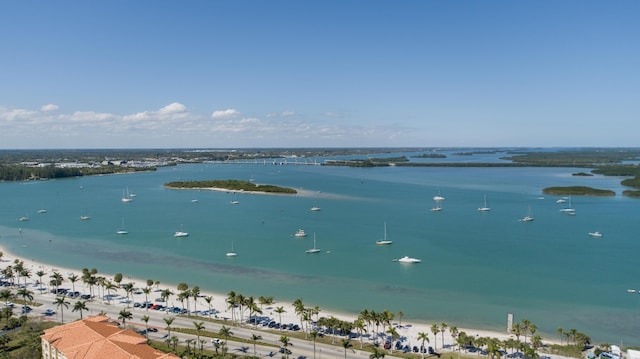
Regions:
[[50, 271, 63, 294], [226, 290, 237, 324], [103, 280, 117, 304], [556, 328, 564, 345], [191, 285, 200, 314], [440, 322, 448, 349], [280, 335, 291, 359], [204, 295, 213, 318], [275, 306, 286, 331], [251, 333, 262, 357], [35, 270, 46, 291], [386, 327, 400, 353], [431, 324, 440, 350], [450, 326, 459, 352], [16, 287, 33, 305], [164, 316, 175, 337], [292, 298, 305, 329], [397, 311, 404, 326], [353, 318, 366, 349], [141, 315, 150, 337], [310, 330, 319, 359], [142, 287, 151, 311], [418, 332, 430, 359], [258, 295, 273, 311], [67, 273, 79, 294], [54, 295, 70, 323], [193, 321, 205, 353], [219, 325, 233, 346], [341, 338, 353, 359], [118, 309, 133, 326], [160, 288, 174, 305], [113, 273, 123, 287], [370, 347, 386, 359], [72, 300, 88, 319]]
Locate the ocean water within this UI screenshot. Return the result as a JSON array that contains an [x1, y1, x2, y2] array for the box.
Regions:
[[1, 150, 638, 345]]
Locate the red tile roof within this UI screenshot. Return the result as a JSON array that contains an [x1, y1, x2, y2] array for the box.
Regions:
[[41, 315, 179, 359]]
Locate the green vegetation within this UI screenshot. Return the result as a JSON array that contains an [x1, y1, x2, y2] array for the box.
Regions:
[[572, 172, 593, 177], [412, 153, 446, 159], [324, 156, 409, 167], [165, 180, 297, 194], [505, 148, 640, 166], [0, 164, 153, 181], [542, 186, 615, 196], [0, 318, 57, 359]]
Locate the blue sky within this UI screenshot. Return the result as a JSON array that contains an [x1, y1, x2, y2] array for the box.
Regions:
[[1, 1, 638, 149]]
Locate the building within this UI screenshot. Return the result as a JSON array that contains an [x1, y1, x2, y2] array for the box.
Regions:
[[41, 315, 179, 359]]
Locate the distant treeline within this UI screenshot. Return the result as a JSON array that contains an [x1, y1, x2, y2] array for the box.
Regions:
[[165, 180, 297, 194], [0, 165, 151, 181], [542, 186, 615, 196]]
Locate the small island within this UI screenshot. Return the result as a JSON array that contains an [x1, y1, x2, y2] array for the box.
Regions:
[[542, 186, 615, 196], [572, 172, 594, 177], [165, 179, 297, 194]]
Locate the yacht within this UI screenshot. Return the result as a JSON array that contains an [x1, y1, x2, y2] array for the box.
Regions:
[[588, 231, 603, 237], [121, 188, 133, 202], [310, 206, 321, 211], [37, 209, 47, 214], [116, 218, 128, 235], [375, 222, 393, 245], [395, 256, 421, 263], [18, 215, 30, 222], [174, 225, 189, 237], [294, 229, 308, 238], [226, 241, 237, 257], [520, 206, 534, 222], [80, 215, 91, 220]]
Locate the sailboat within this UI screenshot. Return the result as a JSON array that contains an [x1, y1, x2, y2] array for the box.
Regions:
[[477, 195, 491, 212], [18, 212, 30, 221], [173, 224, 189, 237], [376, 222, 393, 245], [294, 228, 308, 237], [520, 206, 534, 222], [431, 198, 442, 212], [121, 188, 133, 202], [230, 192, 239, 205], [559, 196, 575, 214], [226, 241, 237, 257], [305, 234, 321, 253], [310, 206, 321, 211], [116, 218, 128, 234]]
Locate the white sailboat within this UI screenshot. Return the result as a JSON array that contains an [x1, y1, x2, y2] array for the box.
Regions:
[[376, 222, 393, 245], [310, 206, 321, 211], [520, 206, 534, 222], [559, 196, 575, 213], [431, 198, 442, 212], [18, 212, 30, 221], [116, 218, 128, 235], [226, 241, 237, 257], [477, 195, 491, 212], [305, 234, 321, 253], [394, 256, 422, 263], [294, 228, 308, 237], [230, 192, 239, 205], [121, 188, 133, 202]]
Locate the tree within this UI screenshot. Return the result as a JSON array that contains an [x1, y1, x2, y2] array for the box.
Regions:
[[275, 306, 286, 331], [341, 338, 353, 359], [35, 270, 46, 291], [251, 333, 262, 357], [431, 324, 440, 350], [17, 287, 33, 305], [191, 285, 200, 314], [204, 296, 213, 318], [386, 327, 400, 353], [353, 318, 366, 349], [440, 322, 448, 349], [142, 287, 151, 311], [397, 311, 404, 326], [418, 332, 430, 359], [226, 291, 237, 324], [72, 300, 88, 319], [67, 273, 79, 294], [122, 282, 135, 306], [104, 281, 117, 304], [556, 328, 564, 345], [164, 316, 175, 337], [280, 335, 291, 359], [118, 309, 133, 326], [141, 315, 150, 337], [54, 295, 70, 323], [50, 271, 63, 294], [369, 347, 386, 359], [113, 273, 123, 287], [161, 288, 174, 305], [193, 321, 205, 354], [310, 330, 319, 359], [219, 325, 233, 346]]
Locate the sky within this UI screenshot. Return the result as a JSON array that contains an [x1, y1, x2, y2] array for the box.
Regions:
[[1, 1, 638, 149]]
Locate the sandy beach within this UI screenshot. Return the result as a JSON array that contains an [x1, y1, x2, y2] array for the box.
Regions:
[[0, 243, 561, 353]]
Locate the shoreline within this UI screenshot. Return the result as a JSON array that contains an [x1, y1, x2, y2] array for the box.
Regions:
[[0, 244, 557, 349]]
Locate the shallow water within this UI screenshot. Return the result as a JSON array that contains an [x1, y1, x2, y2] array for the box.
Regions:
[[1, 150, 638, 345]]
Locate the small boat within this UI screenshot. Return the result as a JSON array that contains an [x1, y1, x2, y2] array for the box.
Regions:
[[556, 198, 566, 204], [294, 229, 308, 238], [477, 195, 491, 212], [191, 199, 199, 203], [376, 222, 393, 245], [627, 289, 636, 293], [520, 206, 534, 222], [310, 206, 321, 211], [230, 193, 239, 205], [305, 234, 321, 253], [37, 209, 47, 214], [588, 231, 603, 237], [173, 224, 189, 237], [80, 215, 91, 220], [395, 256, 421, 263], [226, 241, 237, 257], [18, 215, 30, 222], [121, 188, 133, 202], [116, 218, 128, 235], [559, 196, 575, 213]]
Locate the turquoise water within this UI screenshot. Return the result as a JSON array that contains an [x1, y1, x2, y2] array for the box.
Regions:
[[1, 151, 639, 345]]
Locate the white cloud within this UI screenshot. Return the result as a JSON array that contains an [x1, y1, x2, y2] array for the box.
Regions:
[[211, 109, 240, 119], [158, 102, 187, 115], [40, 104, 59, 112], [267, 110, 295, 118]]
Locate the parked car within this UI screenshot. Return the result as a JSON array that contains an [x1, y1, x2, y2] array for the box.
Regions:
[[44, 308, 56, 316]]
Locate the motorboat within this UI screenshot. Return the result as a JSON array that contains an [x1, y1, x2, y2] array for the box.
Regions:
[[174, 231, 189, 238], [310, 206, 321, 211], [588, 231, 603, 237], [395, 256, 421, 263], [294, 229, 308, 237], [80, 215, 91, 220], [37, 209, 47, 214]]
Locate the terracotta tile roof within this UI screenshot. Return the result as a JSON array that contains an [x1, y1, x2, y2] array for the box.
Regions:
[[41, 315, 179, 359]]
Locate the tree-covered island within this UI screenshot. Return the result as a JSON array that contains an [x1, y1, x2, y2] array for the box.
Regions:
[[542, 186, 615, 196], [165, 179, 297, 194]]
